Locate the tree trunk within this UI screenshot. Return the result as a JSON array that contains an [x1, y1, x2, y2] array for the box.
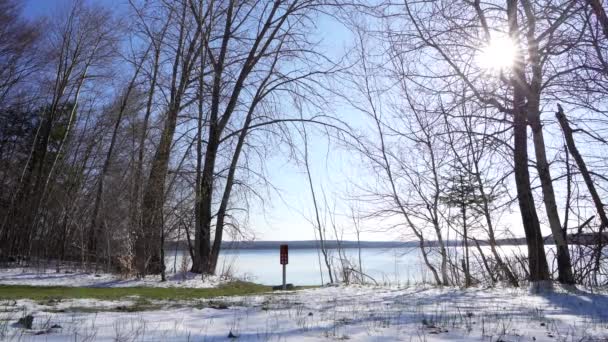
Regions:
[[130, 18, 167, 274], [513, 114, 550, 281], [428, 144, 450, 286], [208, 100, 256, 274], [556, 105, 608, 274], [434, 220, 450, 285], [462, 203, 471, 287], [588, 0, 608, 40], [134, 2, 193, 276], [508, 0, 550, 282], [194, 1, 235, 276], [90, 51, 147, 266], [521, 0, 574, 282], [473, 238, 495, 283], [302, 122, 334, 283], [136, 106, 178, 276], [528, 115, 574, 284], [191, 72, 204, 274], [471, 159, 519, 286], [191, 0, 209, 274], [196, 128, 217, 275]]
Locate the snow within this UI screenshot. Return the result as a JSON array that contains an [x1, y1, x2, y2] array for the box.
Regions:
[[2, 282, 608, 341], [0, 267, 221, 288]]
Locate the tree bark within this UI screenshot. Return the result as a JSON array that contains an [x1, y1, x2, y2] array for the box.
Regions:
[[130, 20, 167, 273], [191, 0, 212, 273], [529, 115, 574, 284], [508, 0, 550, 282], [521, 0, 574, 284], [556, 104, 608, 273], [135, 2, 200, 275], [138, 112, 176, 275], [194, 1, 235, 275], [513, 112, 550, 281], [588, 0, 608, 40], [194, 0, 292, 275], [196, 127, 217, 274], [461, 202, 471, 287]]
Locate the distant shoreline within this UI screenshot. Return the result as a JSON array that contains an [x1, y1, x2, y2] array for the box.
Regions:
[[166, 233, 607, 250]]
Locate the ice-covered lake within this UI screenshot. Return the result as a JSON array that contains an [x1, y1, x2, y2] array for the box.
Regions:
[[164, 245, 532, 286]]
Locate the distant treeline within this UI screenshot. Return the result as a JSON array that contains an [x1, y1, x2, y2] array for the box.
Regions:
[[165, 233, 608, 251]]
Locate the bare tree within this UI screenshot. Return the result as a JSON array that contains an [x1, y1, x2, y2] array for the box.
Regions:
[[556, 104, 608, 275], [301, 121, 334, 284], [190, 0, 337, 275], [135, 0, 202, 275], [1, 1, 120, 260], [0, 0, 43, 107], [89, 45, 149, 268], [378, 0, 584, 283]]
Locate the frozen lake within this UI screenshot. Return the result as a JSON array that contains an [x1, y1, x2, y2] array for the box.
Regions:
[[164, 245, 532, 286]]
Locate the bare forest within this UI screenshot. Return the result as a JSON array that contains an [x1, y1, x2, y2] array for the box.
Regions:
[[1, 0, 608, 289]]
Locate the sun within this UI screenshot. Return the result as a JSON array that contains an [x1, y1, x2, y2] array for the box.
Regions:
[[476, 36, 517, 71]]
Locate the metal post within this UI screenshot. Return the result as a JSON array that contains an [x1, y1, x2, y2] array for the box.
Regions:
[[282, 264, 286, 290]]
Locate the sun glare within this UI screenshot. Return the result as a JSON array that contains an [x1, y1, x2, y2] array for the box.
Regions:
[[477, 36, 517, 71]]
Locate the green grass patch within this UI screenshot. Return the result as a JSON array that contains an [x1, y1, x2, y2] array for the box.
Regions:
[[0, 281, 271, 301]]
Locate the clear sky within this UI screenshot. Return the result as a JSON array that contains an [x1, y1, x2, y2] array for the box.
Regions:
[[24, 0, 125, 15]]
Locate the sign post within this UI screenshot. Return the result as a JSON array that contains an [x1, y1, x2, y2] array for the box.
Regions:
[[280, 244, 288, 290]]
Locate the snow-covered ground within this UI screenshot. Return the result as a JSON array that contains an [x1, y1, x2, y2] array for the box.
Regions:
[[0, 267, 222, 288], [2, 280, 608, 341]]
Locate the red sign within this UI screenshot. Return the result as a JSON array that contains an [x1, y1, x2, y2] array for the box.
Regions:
[[280, 244, 288, 265]]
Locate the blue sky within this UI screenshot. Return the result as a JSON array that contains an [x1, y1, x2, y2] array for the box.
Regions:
[[23, 0, 121, 18]]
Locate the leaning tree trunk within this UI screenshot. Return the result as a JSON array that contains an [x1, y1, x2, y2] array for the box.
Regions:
[[90, 50, 147, 268], [588, 0, 608, 40], [130, 43, 161, 270], [303, 122, 334, 284], [428, 143, 450, 286], [472, 161, 519, 286], [432, 218, 450, 286], [134, 2, 192, 276], [556, 104, 608, 275], [371, 104, 442, 285], [529, 115, 575, 284], [208, 96, 259, 274], [191, 0, 211, 273]]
